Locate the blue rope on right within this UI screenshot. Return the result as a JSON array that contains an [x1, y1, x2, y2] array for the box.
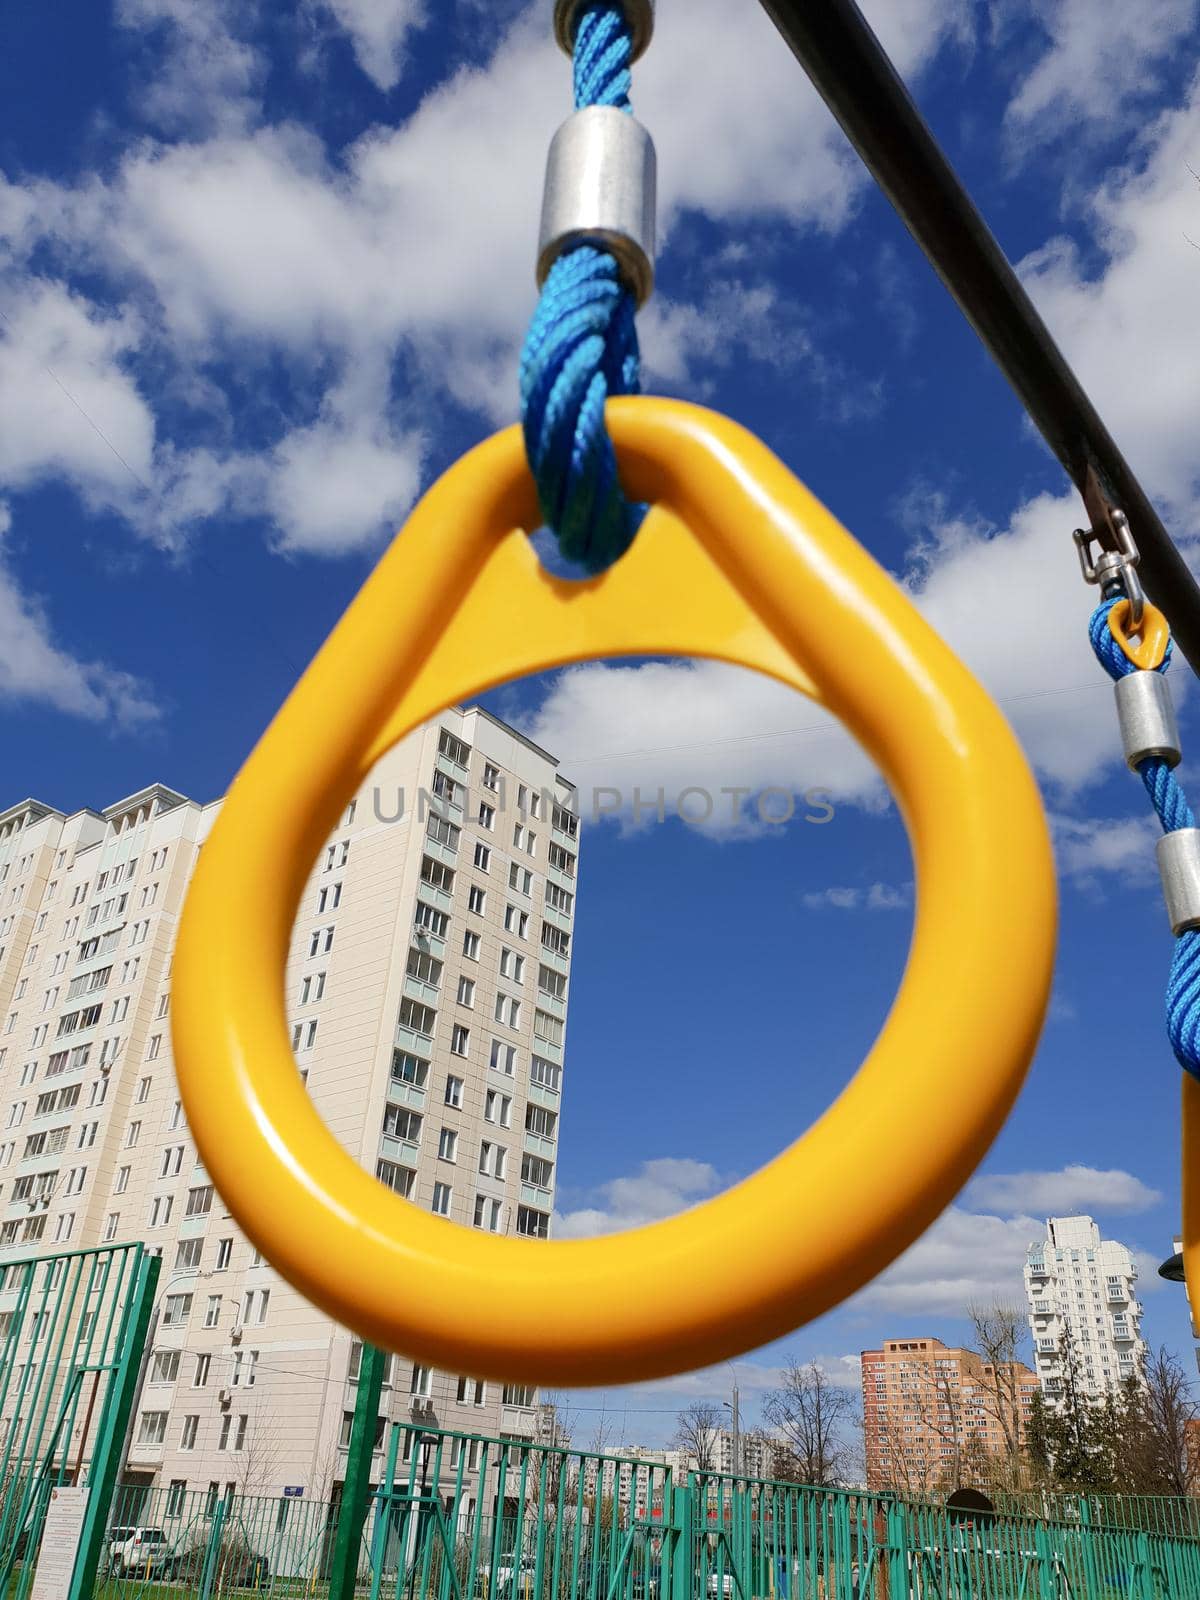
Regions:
[[1089, 597, 1200, 1078], [519, 2, 646, 574]]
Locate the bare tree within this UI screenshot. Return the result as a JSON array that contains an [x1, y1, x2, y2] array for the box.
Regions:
[[1124, 1346, 1199, 1496], [968, 1301, 1032, 1488], [762, 1360, 856, 1488], [235, 1415, 282, 1497], [673, 1402, 721, 1474], [534, 1394, 578, 1508]]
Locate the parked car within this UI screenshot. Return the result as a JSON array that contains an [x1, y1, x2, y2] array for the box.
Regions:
[[477, 1554, 536, 1596], [108, 1527, 176, 1577]]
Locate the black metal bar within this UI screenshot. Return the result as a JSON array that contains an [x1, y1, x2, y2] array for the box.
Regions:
[[755, 0, 1200, 676]]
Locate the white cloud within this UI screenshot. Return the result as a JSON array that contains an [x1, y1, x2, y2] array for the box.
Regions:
[[317, 0, 427, 92], [555, 1157, 722, 1239], [1018, 72, 1200, 520], [114, 0, 263, 136], [1050, 811, 1161, 889], [802, 883, 911, 911], [965, 1166, 1163, 1217], [0, 503, 159, 727], [0, 279, 157, 519], [1003, 0, 1199, 148], [852, 1205, 1041, 1316]]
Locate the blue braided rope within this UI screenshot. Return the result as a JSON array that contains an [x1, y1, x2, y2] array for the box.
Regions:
[[519, 2, 645, 574], [1089, 597, 1200, 1077]]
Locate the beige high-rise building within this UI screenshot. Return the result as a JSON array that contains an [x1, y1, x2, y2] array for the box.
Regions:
[[1024, 1216, 1146, 1403], [0, 706, 578, 1506]]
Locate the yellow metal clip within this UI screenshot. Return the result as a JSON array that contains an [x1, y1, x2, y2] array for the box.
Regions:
[[1108, 597, 1170, 671], [172, 399, 1056, 1385]]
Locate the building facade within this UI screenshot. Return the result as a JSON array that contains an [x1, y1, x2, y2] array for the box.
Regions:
[[1023, 1216, 1146, 1404], [861, 1338, 1039, 1494], [0, 706, 578, 1508]]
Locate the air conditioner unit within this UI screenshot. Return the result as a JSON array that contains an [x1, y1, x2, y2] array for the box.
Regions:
[[229, 1326, 242, 1345]]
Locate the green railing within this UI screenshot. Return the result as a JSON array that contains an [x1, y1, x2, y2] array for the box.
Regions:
[[993, 1488, 1200, 1543], [351, 1423, 1200, 1600]]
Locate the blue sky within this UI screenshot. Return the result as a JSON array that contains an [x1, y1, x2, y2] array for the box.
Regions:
[[3, 0, 1200, 1447]]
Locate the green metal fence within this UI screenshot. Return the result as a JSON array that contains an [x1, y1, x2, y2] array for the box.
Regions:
[[0, 1242, 159, 1600], [349, 1423, 1200, 1600]]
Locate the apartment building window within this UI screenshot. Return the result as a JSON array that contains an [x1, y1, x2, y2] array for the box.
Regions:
[[438, 729, 471, 767], [467, 886, 485, 916], [478, 804, 495, 831], [166, 1481, 187, 1518], [552, 803, 578, 839], [215, 1238, 233, 1271], [410, 1363, 433, 1399], [114, 1165, 130, 1195], [383, 1106, 422, 1143], [193, 1354, 211, 1387], [375, 1160, 416, 1197], [325, 840, 350, 871], [499, 950, 525, 983], [176, 1240, 203, 1273], [516, 1207, 550, 1239], [150, 1196, 173, 1229], [186, 1185, 213, 1217], [88, 1078, 107, 1107], [526, 1104, 558, 1140], [426, 815, 460, 853], [398, 998, 436, 1039], [431, 1183, 452, 1217], [504, 906, 529, 938], [242, 1289, 270, 1325], [203, 1296, 221, 1329], [462, 930, 480, 960], [490, 1041, 516, 1076], [483, 763, 500, 791], [414, 905, 448, 941], [539, 966, 567, 1001], [161, 1145, 184, 1178], [457, 1377, 486, 1406], [103, 1213, 120, 1242], [54, 1213, 74, 1243], [309, 926, 335, 958], [64, 1165, 87, 1196], [438, 1128, 458, 1163], [494, 994, 520, 1029], [231, 1350, 258, 1388], [180, 1415, 199, 1451], [291, 1019, 318, 1052], [125, 1122, 141, 1148], [136, 1076, 151, 1104], [485, 1090, 511, 1127], [444, 1076, 463, 1109], [547, 844, 576, 878], [474, 1195, 503, 1233], [450, 1025, 470, 1057], [317, 883, 342, 914], [503, 1384, 536, 1408], [522, 1154, 554, 1189], [150, 1350, 181, 1385], [138, 1411, 168, 1446], [542, 922, 570, 958], [406, 948, 443, 988], [546, 883, 573, 916], [534, 1011, 563, 1049], [509, 865, 532, 896], [218, 1414, 248, 1453], [473, 843, 491, 872], [479, 1142, 507, 1181], [391, 1052, 429, 1090], [421, 856, 455, 894]]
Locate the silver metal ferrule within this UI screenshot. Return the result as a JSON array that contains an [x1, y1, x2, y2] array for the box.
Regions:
[[1157, 829, 1200, 935], [553, 0, 655, 63], [1115, 671, 1181, 771], [537, 106, 657, 306]]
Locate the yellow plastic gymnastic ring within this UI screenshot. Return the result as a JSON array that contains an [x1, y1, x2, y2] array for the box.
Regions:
[[172, 398, 1056, 1385]]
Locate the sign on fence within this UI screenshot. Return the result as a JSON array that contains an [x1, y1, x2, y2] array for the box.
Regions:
[[31, 1488, 90, 1600], [283, 1486, 305, 1498]]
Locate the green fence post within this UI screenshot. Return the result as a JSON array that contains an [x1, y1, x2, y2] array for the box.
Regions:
[[67, 1248, 160, 1600], [1133, 1531, 1155, 1600], [666, 1478, 691, 1600], [329, 1343, 387, 1600], [198, 1494, 230, 1600], [885, 1502, 906, 1600]]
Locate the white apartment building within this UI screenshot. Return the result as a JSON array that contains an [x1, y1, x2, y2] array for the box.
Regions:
[[0, 706, 579, 1508], [1024, 1215, 1146, 1404]]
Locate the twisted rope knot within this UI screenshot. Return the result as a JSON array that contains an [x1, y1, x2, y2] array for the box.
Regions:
[[519, 2, 645, 574], [1089, 596, 1199, 1077]]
